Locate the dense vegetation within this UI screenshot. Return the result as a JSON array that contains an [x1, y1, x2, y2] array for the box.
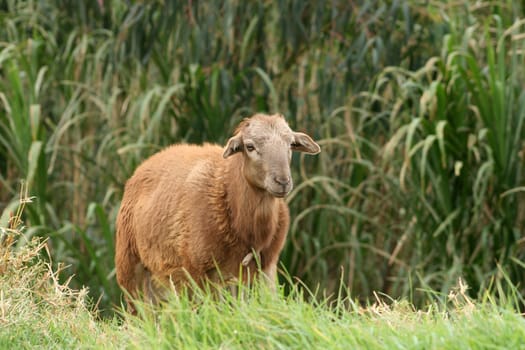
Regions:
[[1, 0, 525, 316]]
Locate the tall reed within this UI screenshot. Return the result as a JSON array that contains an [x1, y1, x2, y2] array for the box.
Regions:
[[1, 0, 523, 312]]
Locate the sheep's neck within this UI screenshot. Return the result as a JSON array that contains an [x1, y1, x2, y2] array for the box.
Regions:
[[225, 155, 278, 250]]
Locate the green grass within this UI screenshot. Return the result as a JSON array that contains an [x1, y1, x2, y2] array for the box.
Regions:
[[127, 278, 525, 350], [2, 233, 525, 349], [1, 0, 525, 317]]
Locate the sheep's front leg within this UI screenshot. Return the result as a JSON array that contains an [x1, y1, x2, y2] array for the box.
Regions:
[[260, 237, 285, 290], [260, 203, 289, 290], [240, 250, 261, 286], [262, 263, 277, 290]]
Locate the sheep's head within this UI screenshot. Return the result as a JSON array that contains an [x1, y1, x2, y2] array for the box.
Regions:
[[223, 113, 320, 198]]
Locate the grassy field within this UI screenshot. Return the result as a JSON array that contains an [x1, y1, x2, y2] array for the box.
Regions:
[[2, 233, 525, 349], [1, 0, 525, 333]]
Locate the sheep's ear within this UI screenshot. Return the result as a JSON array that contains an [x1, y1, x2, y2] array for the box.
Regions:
[[223, 134, 243, 158], [291, 132, 321, 154]]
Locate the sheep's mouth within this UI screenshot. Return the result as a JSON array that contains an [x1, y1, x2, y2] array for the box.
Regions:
[[268, 189, 290, 198]]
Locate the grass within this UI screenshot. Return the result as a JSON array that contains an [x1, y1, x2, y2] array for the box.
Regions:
[[127, 276, 525, 350], [1, 0, 525, 317], [2, 225, 525, 349]]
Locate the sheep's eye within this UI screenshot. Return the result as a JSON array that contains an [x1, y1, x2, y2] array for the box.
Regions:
[[245, 144, 255, 152]]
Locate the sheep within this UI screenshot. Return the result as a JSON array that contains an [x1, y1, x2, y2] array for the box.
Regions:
[[115, 113, 320, 310]]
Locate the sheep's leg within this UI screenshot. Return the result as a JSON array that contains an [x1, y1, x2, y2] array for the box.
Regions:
[[138, 265, 159, 304], [262, 263, 277, 291], [115, 247, 142, 313], [241, 250, 264, 287], [241, 249, 276, 290], [260, 204, 289, 291]]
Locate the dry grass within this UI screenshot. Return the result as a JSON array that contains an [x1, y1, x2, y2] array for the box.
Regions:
[[0, 197, 122, 348]]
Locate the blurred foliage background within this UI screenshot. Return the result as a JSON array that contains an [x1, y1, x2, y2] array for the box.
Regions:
[[1, 0, 524, 315]]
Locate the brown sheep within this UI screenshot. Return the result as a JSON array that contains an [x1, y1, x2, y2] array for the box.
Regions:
[[115, 113, 320, 310]]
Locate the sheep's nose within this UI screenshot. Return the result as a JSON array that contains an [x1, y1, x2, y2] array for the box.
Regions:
[[274, 175, 291, 186]]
